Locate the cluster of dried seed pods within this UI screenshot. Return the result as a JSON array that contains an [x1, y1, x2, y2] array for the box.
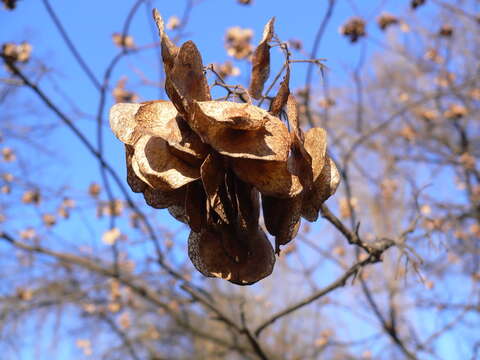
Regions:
[[109, 10, 340, 285]]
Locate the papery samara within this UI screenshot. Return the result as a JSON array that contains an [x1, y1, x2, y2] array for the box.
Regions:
[[109, 9, 340, 285]]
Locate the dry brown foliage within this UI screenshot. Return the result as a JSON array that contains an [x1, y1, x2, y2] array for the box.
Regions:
[[109, 10, 339, 285]]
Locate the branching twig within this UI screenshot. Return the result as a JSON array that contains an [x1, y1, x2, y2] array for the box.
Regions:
[[255, 252, 382, 337], [42, 0, 102, 91], [304, 0, 336, 128]]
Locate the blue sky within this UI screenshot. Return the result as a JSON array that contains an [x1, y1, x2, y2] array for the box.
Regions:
[[0, 0, 415, 203]]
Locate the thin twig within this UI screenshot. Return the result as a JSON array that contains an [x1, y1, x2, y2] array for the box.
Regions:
[[255, 253, 381, 337], [304, 0, 337, 128], [42, 0, 102, 91]]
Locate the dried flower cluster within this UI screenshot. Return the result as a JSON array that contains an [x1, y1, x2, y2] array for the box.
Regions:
[[112, 33, 135, 49], [340, 18, 366, 43], [22, 189, 41, 204], [444, 104, 468, 119], [1, 42, 32, 63], [411, 0, 426, 10], [377, 13, 399, 31], [424, 48, 444, 64], [438, 24, 453, 37], [225, 26, 254, 59], [2, 147, 16, 162], [166, 16, 181, 30], [109, 10, 340, 285], [2, 0, 17, 10]]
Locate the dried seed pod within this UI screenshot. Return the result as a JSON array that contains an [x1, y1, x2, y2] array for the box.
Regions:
[[193, 101, 268, 131], [184, 180, 208, 232], [125, 145, 147, 193], [193, 101, 290, 161], [262, 194, 303, 253], [165, 41, 211, 116], [142, 185, 186, 209], [153, 9, 179, 72], [232, 158, 302, 198], [133, 134, 200, 191], [168, 205, 188, 224], [130, 152, 153, 189], [234, 177, 260, 234], [304, 127, 327, 181], [133, 100, 175, 138], [109, 103, 142, 145], [249, 17, 275, 99], [200, 153, 230, 224], [301, 157, 341, 222], [167, 117, 210, 166], [269, 67, 290, 116], [188, 225, 275, 285], [286, 95, 313, 190], [107, 9, 342, 285], [135, 101, 209, 165]]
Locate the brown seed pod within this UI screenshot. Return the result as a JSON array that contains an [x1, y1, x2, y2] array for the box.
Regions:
[[184, 180, 208, 233], [168, 205, 188, 224], [107, 8, 342, 285], [125, 145, 147, 193], [286, 95, 313, 190], [188, 225, 275, 285], [232, 157, 303, 198], [109, 103, 142, 145], [165, 41, 211, 116], [133, 134, 200, 191], [200, 153, 230, 224], [142, 185, 186, 209], [249, 17, 275, 99], [234, 177, 260, 234], [153, 9, 179, 72], [301, 157, 341, 222], [304, 127, 328, 181], [269, 67, 290, 116], [135, 101, 209, 165], [192, 101, 290, 161], [262, 194, 303, 253], [193, 101, 269, 131]]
